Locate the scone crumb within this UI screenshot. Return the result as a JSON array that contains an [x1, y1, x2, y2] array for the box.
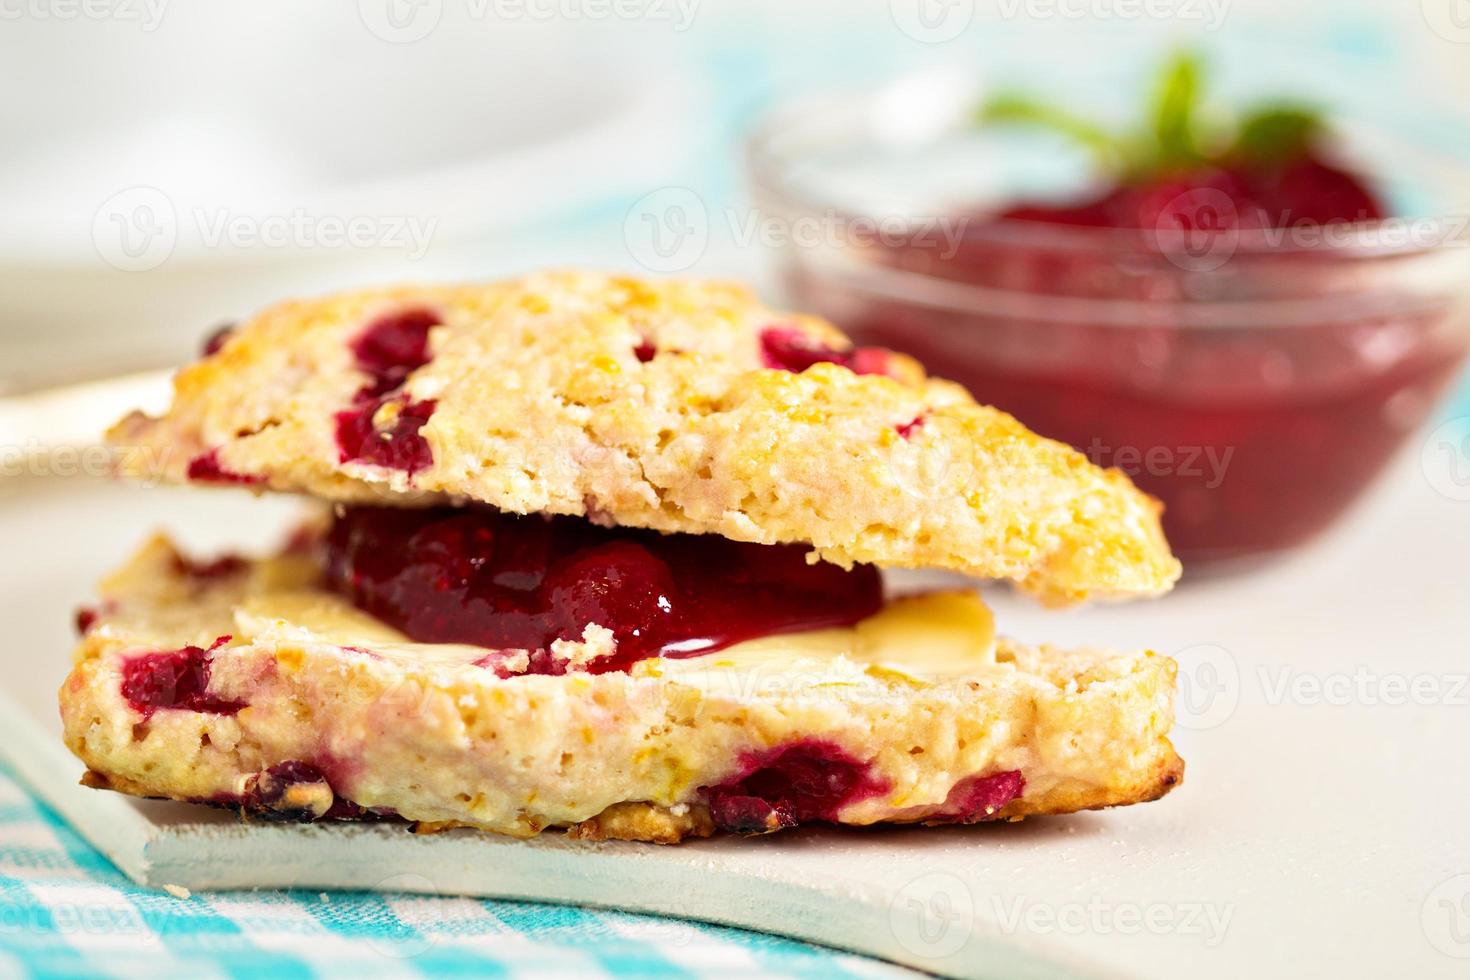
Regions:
[[550, 623, 616, 671], [568, 801, 715, 844]]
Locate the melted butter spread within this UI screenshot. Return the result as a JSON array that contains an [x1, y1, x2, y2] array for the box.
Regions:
[[233, 589, 997, 683]]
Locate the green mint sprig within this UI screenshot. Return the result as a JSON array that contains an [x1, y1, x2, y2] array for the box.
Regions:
[[975, 50, 1324, 182]]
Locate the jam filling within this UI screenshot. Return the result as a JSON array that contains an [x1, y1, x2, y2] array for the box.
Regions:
[[895, 416, 924, 439], [934, 770, 1025, 823], [702, 739, 891, 834], [759, 326, 892, 377], [201, 322, 237, 357], [120, 636, 244, 719], [322, 505, 883, 674], [186, 449, 264, 486], [334, 309, 441, 474]]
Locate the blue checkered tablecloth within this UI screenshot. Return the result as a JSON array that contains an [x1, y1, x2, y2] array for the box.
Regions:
[[0, 763, 917, 979]]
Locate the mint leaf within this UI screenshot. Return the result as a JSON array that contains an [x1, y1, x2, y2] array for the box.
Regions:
[[977, 93, 1122, 165], [1149, 49, 1204, 170], [1233, 105, 1322, 167]]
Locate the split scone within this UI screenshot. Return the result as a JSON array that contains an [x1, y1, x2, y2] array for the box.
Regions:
[[64, 270, 1184, 842]]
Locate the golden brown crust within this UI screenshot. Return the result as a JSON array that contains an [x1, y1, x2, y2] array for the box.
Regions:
[[109, 270, 1178, 604], [80, 766, 1183, 843], [566, 802, 717, 844]]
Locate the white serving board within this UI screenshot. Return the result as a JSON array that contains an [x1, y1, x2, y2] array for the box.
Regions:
[[4, 427, 1470, 980]]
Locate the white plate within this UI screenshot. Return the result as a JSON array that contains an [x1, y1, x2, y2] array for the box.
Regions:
[[3, 414, 1469, 979]]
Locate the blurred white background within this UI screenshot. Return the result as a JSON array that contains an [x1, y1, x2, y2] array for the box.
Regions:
[[2, 0, 1467, 397]]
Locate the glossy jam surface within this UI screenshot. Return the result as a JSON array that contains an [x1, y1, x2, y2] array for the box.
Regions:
[[334, 309, 441, 474], [322, 506, 884, 673], [702, 739, 891, 834], [759, 326, 892, 377], [120, 636, 243, 719], [993, 157, 1382, 233], [789, 163, 1470, 565], [935, 770, 1025, 823]]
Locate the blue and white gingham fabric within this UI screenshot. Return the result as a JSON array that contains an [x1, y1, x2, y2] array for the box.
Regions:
[[0, 763, 917, 979]]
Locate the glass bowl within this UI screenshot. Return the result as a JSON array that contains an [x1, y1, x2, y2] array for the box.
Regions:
[[746, 68, 1470, 570]]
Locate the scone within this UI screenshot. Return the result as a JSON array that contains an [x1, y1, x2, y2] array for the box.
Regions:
[[64, 270, 1184, 842]]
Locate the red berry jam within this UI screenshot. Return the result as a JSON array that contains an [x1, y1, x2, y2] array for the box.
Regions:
[[334, 398, 437, 474], [702, 739, 891, 834], [991, 158, 1382, 233], [933, 769, 1025, 823], [349, 308, 440, 399], [760, 326, 892, 377], [334, 309, 441, 474], [201, 322, 237, 357], [120, 636, 244, 719], [789, 160, 1470, 565], [75, 606, 100, 635], [895, 416, 924, 439], [186, 449, 264, 486], [322, 505, 883, 673]]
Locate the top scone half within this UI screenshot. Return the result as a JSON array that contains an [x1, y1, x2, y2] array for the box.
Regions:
[[109, 269, 1178, 605]]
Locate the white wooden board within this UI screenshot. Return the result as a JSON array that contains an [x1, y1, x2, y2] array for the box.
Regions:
[[4, 411, 1469, 980]]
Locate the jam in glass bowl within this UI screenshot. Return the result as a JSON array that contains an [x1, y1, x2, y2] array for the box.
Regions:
[[746, 64, 1470, 570]]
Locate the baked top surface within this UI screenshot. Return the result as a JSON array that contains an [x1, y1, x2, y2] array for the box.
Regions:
[[60, 535, 1182, 842], [110, 270, 1179, 605]]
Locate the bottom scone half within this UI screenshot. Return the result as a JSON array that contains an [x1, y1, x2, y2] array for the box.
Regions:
[[61, 526, 1183, 844]]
